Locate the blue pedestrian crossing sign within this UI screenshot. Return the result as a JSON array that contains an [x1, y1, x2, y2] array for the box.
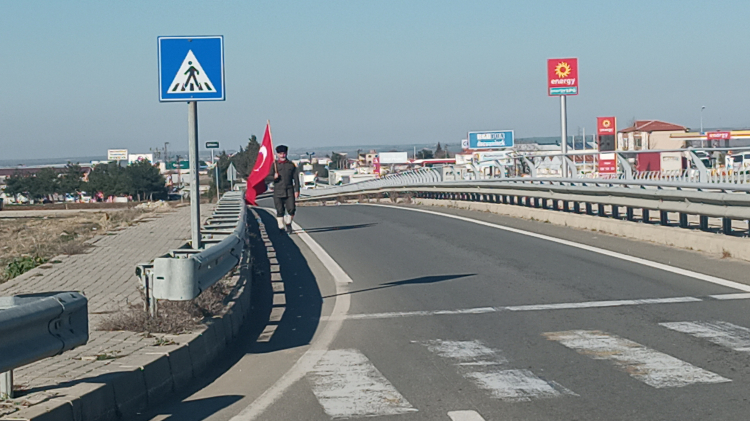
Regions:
[[158, 36, 225, 102]]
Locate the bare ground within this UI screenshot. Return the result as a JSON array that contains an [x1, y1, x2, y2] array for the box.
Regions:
[[0, 207, 169, 283]]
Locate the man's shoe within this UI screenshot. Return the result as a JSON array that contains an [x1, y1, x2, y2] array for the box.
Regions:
[[286, 224, 293, 234]]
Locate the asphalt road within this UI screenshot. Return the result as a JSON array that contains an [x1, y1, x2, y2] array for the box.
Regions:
[[135, 202, 750, 421]]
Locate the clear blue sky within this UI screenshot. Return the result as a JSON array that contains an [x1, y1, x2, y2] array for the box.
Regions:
[[1, 0, 748, 160]]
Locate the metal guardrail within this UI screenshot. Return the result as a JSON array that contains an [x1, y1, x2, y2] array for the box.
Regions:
[[0, 292, 89, 397], [300, 172, 750, 236], [136, 191, 246, 308]]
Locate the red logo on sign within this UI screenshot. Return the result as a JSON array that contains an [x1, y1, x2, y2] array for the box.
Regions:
[[597, 117, 616, 135], [706, 131, 731, 140], [547, 58, 579, 95]]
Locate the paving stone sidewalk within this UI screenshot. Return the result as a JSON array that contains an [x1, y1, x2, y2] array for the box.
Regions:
[[0, 204, 211, 408]]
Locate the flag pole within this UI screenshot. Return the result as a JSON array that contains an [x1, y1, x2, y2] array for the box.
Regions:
[[268, 120, 279, 175]]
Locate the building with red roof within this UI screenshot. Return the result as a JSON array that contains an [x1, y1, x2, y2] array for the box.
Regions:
[[617, 120, 688, 151]]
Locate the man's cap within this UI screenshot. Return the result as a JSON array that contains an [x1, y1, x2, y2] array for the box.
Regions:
[[276, 145, 288, 153]]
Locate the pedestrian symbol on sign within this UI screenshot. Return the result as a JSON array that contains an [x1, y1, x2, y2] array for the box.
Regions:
[[168, 50, 215, 93]]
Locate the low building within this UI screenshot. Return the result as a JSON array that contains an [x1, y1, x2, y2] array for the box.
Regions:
[[617, 120, 688, 151]]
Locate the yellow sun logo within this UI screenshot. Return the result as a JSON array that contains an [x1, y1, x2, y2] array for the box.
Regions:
[[554, 62, 572, 78]]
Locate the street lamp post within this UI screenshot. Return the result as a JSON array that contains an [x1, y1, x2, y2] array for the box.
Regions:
[[700, 106, 706, 148]]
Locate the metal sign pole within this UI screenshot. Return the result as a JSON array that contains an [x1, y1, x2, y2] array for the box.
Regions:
[[188, 101, 201, 250], [214, 149, 220, 201], [560, 95, 568, 177]]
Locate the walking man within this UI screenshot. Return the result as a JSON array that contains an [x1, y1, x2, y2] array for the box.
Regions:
[[267, 145, 300, 233]]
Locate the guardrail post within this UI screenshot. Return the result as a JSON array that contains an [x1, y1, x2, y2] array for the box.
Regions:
[[699, 216, 709, 231], [612, 205, 620, 219], [722, 218, 733, 235], [1, 370, 12, 398], [573, 202, 581, 213], [643, 209, 651, 223], [562, 201, 570, 212], [598, 204, 607, 217], [660, 211, 669, 226], [585, 203, 593, 215], [626, 207, 634, 221], [679, 213, 689, 228]]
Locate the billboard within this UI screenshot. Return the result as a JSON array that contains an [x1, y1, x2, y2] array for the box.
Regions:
[[597, 117, 616, 135], [547, 58, 579, 96], [378, 152, 409, 164], [107, 149, 128, 161], [472, 151, 512, 164], [467, 130, 514, 149], [706, 131, 731, 140]]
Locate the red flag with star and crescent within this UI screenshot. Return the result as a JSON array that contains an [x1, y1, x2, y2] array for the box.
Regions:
[[245, 122, 274, 206]]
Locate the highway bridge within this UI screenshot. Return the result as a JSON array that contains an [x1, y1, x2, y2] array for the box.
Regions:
[[130, 193, 750, 421]]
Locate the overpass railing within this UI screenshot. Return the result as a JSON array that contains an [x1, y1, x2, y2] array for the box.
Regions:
[[300, 171, 750, 236]]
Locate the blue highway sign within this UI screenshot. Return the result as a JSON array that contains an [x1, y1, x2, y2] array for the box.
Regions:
[[467, 130, 514, 149], [158, 36, 225, 102]]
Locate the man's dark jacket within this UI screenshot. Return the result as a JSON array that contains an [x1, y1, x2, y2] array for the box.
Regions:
[[265, 160, 300, 198]]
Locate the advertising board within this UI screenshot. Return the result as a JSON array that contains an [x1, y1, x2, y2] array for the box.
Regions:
[[467, 130, 514, 149], [547, 58, 579, 96], [378, 152, 409, 164], [107, 149, 128, 161]]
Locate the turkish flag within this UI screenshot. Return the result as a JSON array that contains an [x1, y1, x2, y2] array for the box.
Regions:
[[245, 122, 274, 206]]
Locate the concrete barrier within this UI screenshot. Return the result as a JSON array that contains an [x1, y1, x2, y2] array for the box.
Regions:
[[412, 198, 750, 262]]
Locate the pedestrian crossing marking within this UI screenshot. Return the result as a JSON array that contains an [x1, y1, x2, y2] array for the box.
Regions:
[[420, 340, 576, 402], [167, 50, 215, 93], [544, 330, 731, 388], [307, 349, 417, 418], [661, 321, 750, 352]]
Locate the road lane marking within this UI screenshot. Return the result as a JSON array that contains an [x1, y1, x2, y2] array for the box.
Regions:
[[365, 204, 750, 293], [229, 214, 352, 421], [422, 339, 507, 365], [448, 410, 486, 420], [308, 349, 417, 418], [324, 296, 705, 321], [544, 330, 731, 388], [421, 340, 575, 402], [710, 293, 750, 300], [661, 321, 750, 352]]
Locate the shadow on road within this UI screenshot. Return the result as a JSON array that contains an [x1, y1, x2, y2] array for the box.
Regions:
[[323, 273, 475, 298], [300, 222, 377, 234], [144, 395, 243, 421], [243, 208, 322, 354]]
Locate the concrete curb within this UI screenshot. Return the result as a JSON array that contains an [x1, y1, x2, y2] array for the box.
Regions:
[[411, 198, 750, 262], [5, 269, 252, 421]]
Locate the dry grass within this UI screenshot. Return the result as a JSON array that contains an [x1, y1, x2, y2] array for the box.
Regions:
[[97, 281, 234, 334], [0, 209, 149, 283]]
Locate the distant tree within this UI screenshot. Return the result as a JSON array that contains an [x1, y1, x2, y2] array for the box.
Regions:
[[231, 135, 260, 179], [27, 168, 60, 201], [416, 148, 434, 160], [208, 135, 261, 199], [435, 143, 444, 159], [59, 162, 84, 195], [126, 159, 166, 201], [3, 172, 29, 202], [87, 162, 130, 197]]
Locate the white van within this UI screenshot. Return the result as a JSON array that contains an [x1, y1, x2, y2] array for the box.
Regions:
[[730, 152, 750, 172]]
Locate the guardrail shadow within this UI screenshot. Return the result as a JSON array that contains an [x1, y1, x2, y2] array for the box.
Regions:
[[243, 209, 322, 354], [322, 273, 475, 298]]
